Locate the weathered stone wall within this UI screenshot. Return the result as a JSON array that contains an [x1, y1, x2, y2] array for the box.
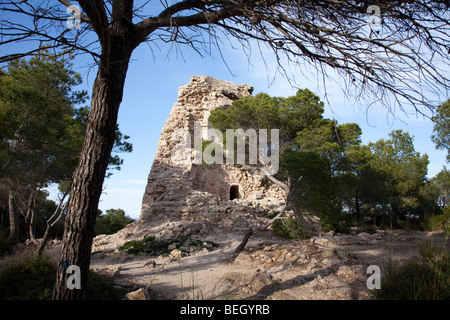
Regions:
[[190, 164, 285, 201], [139, 76, 285, 225]]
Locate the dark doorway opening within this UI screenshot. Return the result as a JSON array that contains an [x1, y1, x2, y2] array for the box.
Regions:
[[230, 185, 240, 200]]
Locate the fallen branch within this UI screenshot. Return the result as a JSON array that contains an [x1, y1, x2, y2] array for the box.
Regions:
[[232, 205, 287, 257]]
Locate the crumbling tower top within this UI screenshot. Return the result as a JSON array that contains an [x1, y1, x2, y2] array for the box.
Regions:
[[139, 76, 283, 222]]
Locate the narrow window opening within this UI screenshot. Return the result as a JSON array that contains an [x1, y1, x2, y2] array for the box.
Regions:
[[230, 185, 240, 200]]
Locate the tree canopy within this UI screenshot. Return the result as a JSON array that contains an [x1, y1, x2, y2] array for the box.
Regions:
[[210, 89, 439, 232], [0, 53, 132, 189], [0, 53, 132, 244], [95, 208, 134, 236], [0, 53, 86, 188], [432, 100, 450, 163], [1, 1, 449, 112]]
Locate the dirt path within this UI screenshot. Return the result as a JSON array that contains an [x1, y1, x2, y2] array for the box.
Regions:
[[1, 225, 447, 300], [88, 229, 449, 300]]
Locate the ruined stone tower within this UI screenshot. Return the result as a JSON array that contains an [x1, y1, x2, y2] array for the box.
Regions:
[[139, 76, 285, 224]]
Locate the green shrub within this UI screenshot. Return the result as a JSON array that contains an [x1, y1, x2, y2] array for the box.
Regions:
[[117, 236, 219, 255], [118, 236, 172, 255], [373, 254, 450, 300], [95, 208, 134, 235], [0, 254, 125, 300], [362, 224, 378, 235], [84, 272, 126, 300], [418, 240, 448, 262], [422, 210, 450, 232], [272, 217, 309, 239], [318, 210, 353, 234], [0, 254, 56, 300]]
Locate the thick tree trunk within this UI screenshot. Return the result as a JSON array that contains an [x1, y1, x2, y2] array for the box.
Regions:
[[354, 189, 361, 219], [8, 190, 19, 243], [53, 48, 132, 299]]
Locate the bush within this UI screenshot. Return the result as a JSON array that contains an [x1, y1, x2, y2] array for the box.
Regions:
[[372, 256, 449, 300], [362, 224, 378, 235], [272, 217, 309, 239], [0, 254, 125, 300], [118, 236, 172, 255], [373, 239, 449, 300], [0, 254, 56, 300], [117, 236, 219, 256], [422, 209, 450, 232], [95, 208, 134, 235], [84, 271, 126, 300], [418, 240, 448, 262], [320, 211, 353, 234]]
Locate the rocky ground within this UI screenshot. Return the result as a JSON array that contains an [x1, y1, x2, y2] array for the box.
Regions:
[[87, 221, 448, 300], [2, 206, 448, 301]]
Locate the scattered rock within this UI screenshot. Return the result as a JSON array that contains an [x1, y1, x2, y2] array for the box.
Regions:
[[321, 258, 333, 268], [167, 243, 177, 250], [124, 288, 150, 300], [144, 260, 157, 268], [312, 235, 361, 247], [271, 291, 296, 300], [296, 253, 308, 263], [333, 236, 359, 246], [325, 230, 335, 237], [250, 272, 273, 293], [235, 252, 253, 264], [170, 249, 182, 260], [113, 278, 134, 289], [306, 258, 319, 272], [311, 237, 333, 247], [337, 265, 355, 278], [357, 232, 371, 238]]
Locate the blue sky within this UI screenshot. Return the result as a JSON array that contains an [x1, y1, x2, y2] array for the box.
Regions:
[[2, 5, 447, 220]]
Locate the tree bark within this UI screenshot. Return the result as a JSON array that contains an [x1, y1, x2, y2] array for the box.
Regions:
[[52, 0, 141, 299], [234, 229, 254, 255], [354, 189, 361, 219], [53, 42, 133, 299], [25, 188, 38, 244], [8, 190, 19, 243]]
